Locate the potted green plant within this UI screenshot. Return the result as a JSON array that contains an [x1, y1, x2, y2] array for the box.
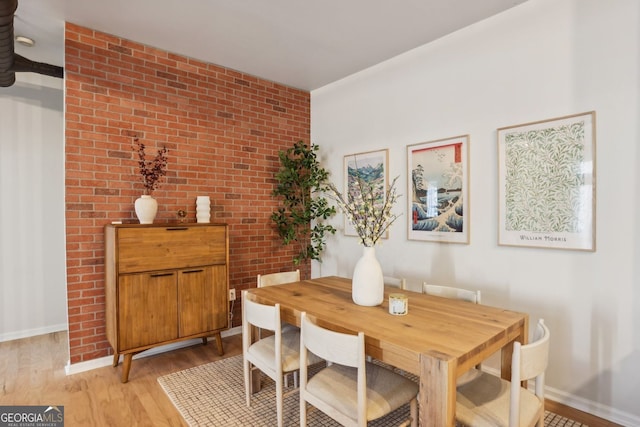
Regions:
[[271, 141, 336, 265]]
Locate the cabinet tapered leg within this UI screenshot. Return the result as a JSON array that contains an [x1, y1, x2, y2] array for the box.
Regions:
[[112, 352, 120, 367], [121, 353, 133, 383], [215, 332, 224, 355]]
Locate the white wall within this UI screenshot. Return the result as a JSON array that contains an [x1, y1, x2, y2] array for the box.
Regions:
[[311, 0, 640, 424], [0, 72, 67, 341]]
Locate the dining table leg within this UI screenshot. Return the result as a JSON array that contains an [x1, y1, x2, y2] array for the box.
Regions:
[[502, 317, 529, 385], [419, 350, 457, 427], [250, 324, 262, 393]]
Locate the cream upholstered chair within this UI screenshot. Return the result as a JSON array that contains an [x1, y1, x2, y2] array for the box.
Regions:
[[456, 318, 551, 427], [257, 269, 300, 288], [383, 275, 406, 290], [242, 291, 321, 427], [423, 282, 482, 385], [422, 283, 481, 304], [257, 269, 301, 332], [256, 269, 301, 381], [299, 312, 418, 427]]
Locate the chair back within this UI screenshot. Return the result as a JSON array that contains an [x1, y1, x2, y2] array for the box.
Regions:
[[242, 291, 280, 332], [300, 312, 364, 368], [515, 319, 550, 382], [384, 276, 406, 290], [423, 283, 481, 304], [509, 318, 550, 427], [258, 269, 300, 287]]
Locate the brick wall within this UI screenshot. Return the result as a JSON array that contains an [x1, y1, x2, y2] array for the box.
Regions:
[[64, 23, 311, 364]]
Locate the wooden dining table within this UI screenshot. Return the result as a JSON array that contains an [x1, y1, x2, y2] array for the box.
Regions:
[[245, 276, 528, 427]]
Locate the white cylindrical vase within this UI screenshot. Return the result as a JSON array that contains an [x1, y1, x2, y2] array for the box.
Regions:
[[196, 196, 211, 223], [351, 246, 384, 306], [134, 195, 158, 224]]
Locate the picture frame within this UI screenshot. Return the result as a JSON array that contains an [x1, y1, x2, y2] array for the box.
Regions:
[[497, 111, 596, 251], [343, 149, 389, 238], [407, 135, 469, 244]]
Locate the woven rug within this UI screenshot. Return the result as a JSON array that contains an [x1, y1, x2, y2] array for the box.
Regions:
[[158, 355, 587, 427]]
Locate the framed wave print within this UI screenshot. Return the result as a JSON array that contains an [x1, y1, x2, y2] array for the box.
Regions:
[[497, 111, 596, 251], [407, 135, 469, 244]]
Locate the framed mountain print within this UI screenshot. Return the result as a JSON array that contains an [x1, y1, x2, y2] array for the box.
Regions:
[[343, 149, 389, 239], [497, 111, 596, 251], [407, 135, 469, 244]]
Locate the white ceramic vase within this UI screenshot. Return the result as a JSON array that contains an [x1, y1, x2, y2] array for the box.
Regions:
[[196, 196, 211, 223], [351, 246, 384, 306], [134, 195, 158, 224]]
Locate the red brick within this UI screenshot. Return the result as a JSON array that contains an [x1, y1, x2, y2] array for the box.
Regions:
[[65, 24, 310, 363]]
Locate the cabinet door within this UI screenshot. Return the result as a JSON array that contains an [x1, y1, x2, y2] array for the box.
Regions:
[[119, 272, 178, 350], [178, 265, 228, 337]]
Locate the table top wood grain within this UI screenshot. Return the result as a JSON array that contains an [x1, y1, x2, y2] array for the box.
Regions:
[[246, 276, 529, 426]]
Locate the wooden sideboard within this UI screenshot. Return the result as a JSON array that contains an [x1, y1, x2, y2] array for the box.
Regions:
[[104, 223, 229, 382]]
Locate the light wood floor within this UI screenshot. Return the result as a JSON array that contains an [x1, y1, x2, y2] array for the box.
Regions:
[[0, 331, 621, 427], [0, 331, 242, 426]]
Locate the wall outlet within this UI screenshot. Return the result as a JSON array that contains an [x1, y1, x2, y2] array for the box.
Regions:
[[229, 288, 236, 301]]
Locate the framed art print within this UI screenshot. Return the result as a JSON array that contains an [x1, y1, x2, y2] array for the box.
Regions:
[[343, 149, 389, 238], [407, 135, 469, 244], [497, 111, 596, 251]]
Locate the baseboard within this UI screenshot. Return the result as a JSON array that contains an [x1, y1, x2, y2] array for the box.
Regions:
[[65, 326, 242, 376], [482, 366, 640, 426], [0, 323, 67, 342], [544, 385, 640, 426]]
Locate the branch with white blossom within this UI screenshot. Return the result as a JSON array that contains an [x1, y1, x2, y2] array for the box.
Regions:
[[326, 175, 401, 247]]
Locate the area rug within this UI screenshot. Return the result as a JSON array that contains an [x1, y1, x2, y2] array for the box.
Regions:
[[158, 355, 587, 427]]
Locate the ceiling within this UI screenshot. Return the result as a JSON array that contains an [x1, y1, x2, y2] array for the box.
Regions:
[[12, 0, 528, 91]]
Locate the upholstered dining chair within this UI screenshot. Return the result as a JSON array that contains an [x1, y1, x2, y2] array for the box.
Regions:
[[299, 312, 419, 427], [422, 282, 481, 304], [257, 269, 300, 288], [257, 269, 301, 331], [241, 291, 321, 427], [456, 318, 551, 427], [383, 275, 406, 290], [256, 269, 301, 387]]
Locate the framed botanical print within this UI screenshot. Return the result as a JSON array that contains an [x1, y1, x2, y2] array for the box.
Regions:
[[407, 135, 469, 244], [498, 111, 596, 251], [343, 149, 389, 238]]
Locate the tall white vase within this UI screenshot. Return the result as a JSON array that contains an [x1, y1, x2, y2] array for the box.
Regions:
[[196, 196, 211, 223], [134, 195, 158, 224], [351, 246, 384, 306]]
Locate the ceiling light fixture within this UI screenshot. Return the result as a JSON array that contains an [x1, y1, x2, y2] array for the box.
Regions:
[[15, 35, 35, 47]]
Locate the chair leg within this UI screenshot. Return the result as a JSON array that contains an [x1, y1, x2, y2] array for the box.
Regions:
[[243, 359, 251, 407], [276, 374, 284, 427], [300, 394, 307, 426]]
